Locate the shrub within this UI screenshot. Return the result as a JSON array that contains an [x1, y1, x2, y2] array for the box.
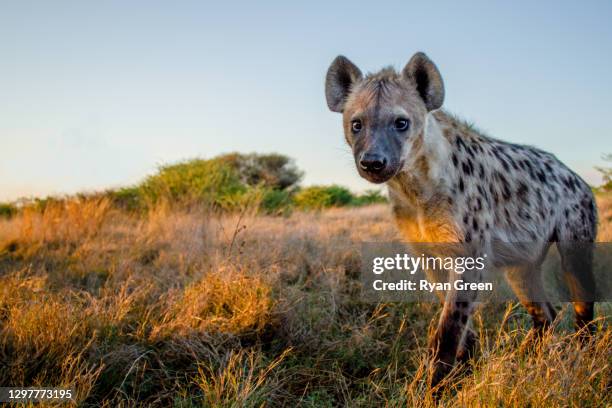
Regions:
[[260, 188, 293, 214], [137, 158, 247, 209], [0, 202, 17, 219], [351, 189, 387, 206], [108, 186, 142, 211], [115, 153, 302, 212], [293, 185, 354, 210], [220, 152, 303, 190]]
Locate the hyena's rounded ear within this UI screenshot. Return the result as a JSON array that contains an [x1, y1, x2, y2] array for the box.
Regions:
[[402, 52, 445, 112], [325, 55, 363, 113]]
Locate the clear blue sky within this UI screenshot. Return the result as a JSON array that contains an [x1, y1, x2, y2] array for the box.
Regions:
[[1, 1, 611, 201]]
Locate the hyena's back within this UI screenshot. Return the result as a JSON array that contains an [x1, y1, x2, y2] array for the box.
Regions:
[[433, 110, 597, 247]]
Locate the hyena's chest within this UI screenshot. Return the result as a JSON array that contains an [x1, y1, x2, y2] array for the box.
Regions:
[[391, 201, 461, 243]]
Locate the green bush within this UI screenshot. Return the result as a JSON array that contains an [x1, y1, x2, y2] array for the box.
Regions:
[[110, 153, 302, 212], [108, 187, 142, 211], [138, 158, 247, 209], [0, 202, 17, 219], [293, 185, 354, 210], [351, 189, 387, 206], [260, 188, 293, 214]]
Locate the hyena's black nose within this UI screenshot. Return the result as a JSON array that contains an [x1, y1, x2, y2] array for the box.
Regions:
[[359, 152, 387, 174]]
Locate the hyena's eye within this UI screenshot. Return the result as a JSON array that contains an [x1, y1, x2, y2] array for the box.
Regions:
[[351, 120, 362, 133], [394, 118, 410, 131]]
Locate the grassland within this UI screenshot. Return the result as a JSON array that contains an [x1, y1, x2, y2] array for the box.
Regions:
[[0, 194, 610, 407]]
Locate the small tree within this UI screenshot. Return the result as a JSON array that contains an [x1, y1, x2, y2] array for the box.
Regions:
[[220, 153, 303, 190]]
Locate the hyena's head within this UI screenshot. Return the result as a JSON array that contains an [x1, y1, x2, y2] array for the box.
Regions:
[[325, 52, 444, 183]]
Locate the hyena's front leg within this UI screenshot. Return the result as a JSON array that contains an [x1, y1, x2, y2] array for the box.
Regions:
[[423, 267, 478, 365], [429, 269, 481, 387]]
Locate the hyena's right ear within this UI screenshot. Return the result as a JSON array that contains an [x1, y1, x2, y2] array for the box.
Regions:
[[325, 56, 362, 113]]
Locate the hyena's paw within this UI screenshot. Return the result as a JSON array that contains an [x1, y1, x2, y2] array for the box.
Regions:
[[429, 359, 455, 399], [456, 328, 478, 364], [428, 346, 456, 388]]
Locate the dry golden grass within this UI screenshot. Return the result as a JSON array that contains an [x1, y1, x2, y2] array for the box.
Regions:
[[596, 192, 612, 241], [152, 268, 273, 339], [0, 198, 609, 406]]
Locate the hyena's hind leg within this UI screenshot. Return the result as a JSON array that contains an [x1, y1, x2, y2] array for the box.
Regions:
[[504, 264, 557, 333], [556, 241, 596, 336]]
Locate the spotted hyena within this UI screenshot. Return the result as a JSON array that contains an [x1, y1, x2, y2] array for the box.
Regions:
[[324, 52, 597, 386]]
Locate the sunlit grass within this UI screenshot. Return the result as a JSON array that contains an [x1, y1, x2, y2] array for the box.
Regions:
[[0, 197, 609, 406]]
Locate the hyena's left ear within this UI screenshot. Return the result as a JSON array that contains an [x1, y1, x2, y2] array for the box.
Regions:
[[325, 55, 363, 113], [402, 52, 445, 111]]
